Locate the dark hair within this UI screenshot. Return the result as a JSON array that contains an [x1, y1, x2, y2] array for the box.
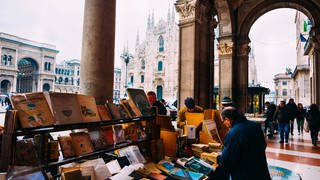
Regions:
[[265, 101, 270, 105], [184, 97, 195, 109], [147, 91, 156, 96], [221, 107, 247, 123]]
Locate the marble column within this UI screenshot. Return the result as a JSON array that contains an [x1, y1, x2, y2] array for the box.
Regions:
[[80, 0, 116, 104], [234, 40, 250, 112], [310, 27, 320, 105], [175, 0, 213, 109], [218, 39, 233, 107]]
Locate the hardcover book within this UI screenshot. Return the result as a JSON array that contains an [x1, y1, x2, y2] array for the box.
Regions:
[[106, 102, 122, 120], [88, 129, 109, 150], [49, 93, 82, 124], [96, 105, 112, 121], [77, 94, 100, 122], [14, 139, 39, 166], [126, 88, 154, 117], [58, 136, 76, 158], [202, 119, 222, 144], [113, 125, 126, 144], [120, 99, 138, 118], [11, 93, 55, 128], [116, 104, 131, 119], [124, 123, 147, 141], [101, 126, 115, 145], [70, 132, 94, 156]]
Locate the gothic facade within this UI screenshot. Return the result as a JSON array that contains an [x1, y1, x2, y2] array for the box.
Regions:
[[120, 8, 179, 101]]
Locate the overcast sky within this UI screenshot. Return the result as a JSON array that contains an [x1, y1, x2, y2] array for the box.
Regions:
[[0, 1, 299, 90]]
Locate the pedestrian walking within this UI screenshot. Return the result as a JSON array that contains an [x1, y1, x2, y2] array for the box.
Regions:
[[273, 100, 290, 143], [287, 98, 298, 136], [296, 103, 306, 135], [306, 104, 320, 146]]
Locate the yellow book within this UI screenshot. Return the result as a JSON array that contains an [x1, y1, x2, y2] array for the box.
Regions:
[[185, 112, 204, 128]]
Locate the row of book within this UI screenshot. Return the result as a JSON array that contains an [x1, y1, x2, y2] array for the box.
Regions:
[[10, 88, 154, 129], [14, 123, 148, 166]]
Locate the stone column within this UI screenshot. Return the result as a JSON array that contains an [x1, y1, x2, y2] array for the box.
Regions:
[[233, 40, 250, 112], [175, 0, 213, 109], [80, 0, 116, 104], [218, 39, 233, 107], [312, 38, 320, 105]]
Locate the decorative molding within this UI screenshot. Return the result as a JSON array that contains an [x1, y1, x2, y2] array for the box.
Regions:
[[218, 43, 233, 56]]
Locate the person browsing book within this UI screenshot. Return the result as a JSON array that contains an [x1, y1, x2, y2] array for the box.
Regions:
[[177, 97, 203, 128], [147, 91, 167, 115], [214, 107, 270, 180]]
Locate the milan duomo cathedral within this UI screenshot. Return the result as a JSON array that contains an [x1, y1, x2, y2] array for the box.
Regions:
[[120, 7, 179, 102]]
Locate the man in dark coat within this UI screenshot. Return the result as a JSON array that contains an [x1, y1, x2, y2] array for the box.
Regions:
[[265, 102, 276, 137], [147, 91, 167, 115], [215, 107, 270, 180], [286, 98, 298, 135], [274, 100, 290, 143]]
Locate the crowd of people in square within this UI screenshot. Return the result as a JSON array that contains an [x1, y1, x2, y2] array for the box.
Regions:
[[265, 98, 320, 146]]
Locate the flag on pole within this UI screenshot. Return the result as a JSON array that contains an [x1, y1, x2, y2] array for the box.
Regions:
[[300, 33, 307, 42], [304, 20, 308, 32]]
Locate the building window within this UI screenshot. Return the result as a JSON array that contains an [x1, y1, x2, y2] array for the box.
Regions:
[[44, 62, 48, 70], [65, 78, 68, 84], [282, 81, 287, 85], [130, 75, 134, 84], [141, 75, 144, 83], [8, 55, 12, 65], [55, 68, 58, 74], [158, 35, 164, 52], [48, 63, 51, 71], [2, 55, 7, 65], [275, 90, 278, 96], [157, 85, 163, 100], [58, 77, 63, 83], [141, 59, 145, 69], [158, 61, 163, 71], [282, 89, 287, 96], [77, 70, 80, 76]]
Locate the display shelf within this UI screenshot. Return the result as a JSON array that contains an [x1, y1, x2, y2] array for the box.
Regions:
[[14, 116, 155, 136]]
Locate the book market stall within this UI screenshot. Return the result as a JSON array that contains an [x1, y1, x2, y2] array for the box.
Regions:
[[0, 88, 301, 179]]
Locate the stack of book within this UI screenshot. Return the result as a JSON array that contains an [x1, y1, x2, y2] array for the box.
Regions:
[[191, 144, 209, 157], [208, 142, 223, 152]]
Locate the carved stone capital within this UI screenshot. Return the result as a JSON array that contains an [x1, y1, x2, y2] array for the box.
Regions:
[[175, 0, 197, 24], [236, 43, 251, 56], [218, 43, 233, 56]]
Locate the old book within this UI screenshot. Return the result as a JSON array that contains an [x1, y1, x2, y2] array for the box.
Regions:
[[77, 94, 100, 122], [113, 125, 126, 144], [14, 139, 39, 166], [101, 126, 115, 146], [116, 104, 131, 119], [88, 129, 109, 150], [124, 123, 147, 141], [116, 145, 146, 164], [106, 102, 122, 120], [120, 99, 138, 118], [202, 119, 222, 144], [96, 105, 112, 121], [49, 92, 82, 124], [10, 93, 55, 128], [204, 109, 229, 143], [126, 88, 154, 117], [58, 136, 76, 158], [70, 132, 94, 156]]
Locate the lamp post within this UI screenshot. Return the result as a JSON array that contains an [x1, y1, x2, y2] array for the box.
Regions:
[[120, 51, 133, 97]]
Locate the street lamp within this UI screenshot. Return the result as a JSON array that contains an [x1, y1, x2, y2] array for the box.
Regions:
[[120, 51, 133, 97]]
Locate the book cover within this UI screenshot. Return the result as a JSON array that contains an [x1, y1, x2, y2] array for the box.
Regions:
[[70, 132, 94, 156], [101, 126, 115, 145], [11, 93, 55, 128], [148, 172, 167, 180], [116, 104, 131, 119], [116, 145, 146, 164], [169, 168, 204, 180], [14, 139, 39, 166], [185, 158, 213, 175], [126, 88, 154, 117], [88, 129, 109, 150], [202, 119, 222, 144], [96, 105, 112, 121], [120, 99, 138, 118], [77, 94, 100, 122], [106, 102, 122, 120], [124, 123, 147, 141], [58, 136, 76, 158], [113, 125, 126, 144], [49, 92, 83, 124]]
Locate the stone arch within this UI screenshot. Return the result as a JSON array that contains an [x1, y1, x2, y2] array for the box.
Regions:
[[233, 0, 320, 111], [1, 80, 11, 94], [214, 0, 233, 37], [17, 57, 39, 93]]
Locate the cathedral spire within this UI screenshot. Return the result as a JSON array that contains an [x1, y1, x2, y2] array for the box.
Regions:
[[135, 29, 140, 52], [151, 9, 155, 27], [172, 6, 175, 23], [167, 5, 171, 23], [147, 11, 151, 29]]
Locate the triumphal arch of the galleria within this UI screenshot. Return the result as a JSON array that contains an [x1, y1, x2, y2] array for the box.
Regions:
[[80, 0, 320, 112]]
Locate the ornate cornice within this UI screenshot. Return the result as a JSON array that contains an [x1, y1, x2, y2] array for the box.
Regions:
[[218, 43, 233, 56], [175, 0, 197, 24]]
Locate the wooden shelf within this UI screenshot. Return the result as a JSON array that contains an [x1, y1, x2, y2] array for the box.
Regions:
[[14, 116, 155, 136]]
